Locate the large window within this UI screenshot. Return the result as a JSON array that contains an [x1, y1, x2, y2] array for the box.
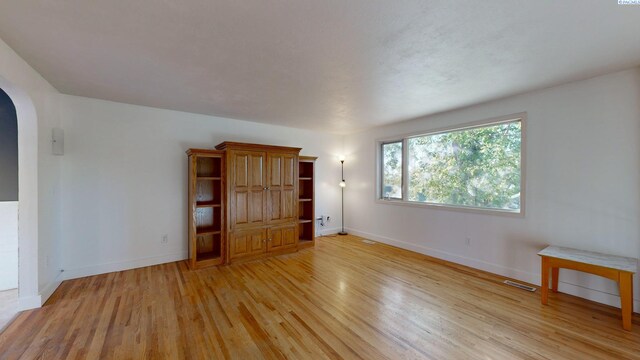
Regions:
[[379, 116, 523, 213]]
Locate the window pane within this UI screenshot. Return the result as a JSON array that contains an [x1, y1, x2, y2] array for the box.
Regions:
[[382, 142, 402, 199], [407, 121, 521, 210]]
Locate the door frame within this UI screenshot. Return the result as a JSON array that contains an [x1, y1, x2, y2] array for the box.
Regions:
[[0, 76, 40, 310]]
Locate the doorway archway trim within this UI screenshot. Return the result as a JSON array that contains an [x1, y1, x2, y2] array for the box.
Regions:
[[0, 76, 40, 310]]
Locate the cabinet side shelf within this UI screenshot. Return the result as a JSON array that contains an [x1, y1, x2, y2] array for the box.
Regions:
[[298, 156, 316, 247], [196, 230, 222, 236], [188, 149, 225, 270], [196, 202, 221, 208]]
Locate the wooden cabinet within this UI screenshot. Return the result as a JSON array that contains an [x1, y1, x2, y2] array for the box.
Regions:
[[216, 142, 302, 264], [186, 149, 225, 269], [298, 156, 317, 248], [188, 143, 314, 267]]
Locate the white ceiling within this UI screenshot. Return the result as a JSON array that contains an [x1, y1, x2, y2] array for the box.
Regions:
[[0, 1, 639, 133]]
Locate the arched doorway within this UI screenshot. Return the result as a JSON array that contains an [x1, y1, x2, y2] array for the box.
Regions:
[[0, 76, 39, 315], [0, 88, 18, 330]]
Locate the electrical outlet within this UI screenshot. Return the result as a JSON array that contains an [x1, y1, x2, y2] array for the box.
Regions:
[[161, 234, 169, 244], [465, 237, 471, 246]]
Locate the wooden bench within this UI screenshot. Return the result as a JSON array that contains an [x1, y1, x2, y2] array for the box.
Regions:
[[538, 246, 637, 330]]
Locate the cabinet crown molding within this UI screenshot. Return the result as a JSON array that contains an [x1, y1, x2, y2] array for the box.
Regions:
[[215, 141, 302, 153], [186, 148, 225, 156]]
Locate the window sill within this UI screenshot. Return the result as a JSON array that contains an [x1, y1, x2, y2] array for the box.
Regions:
[[375, 199, 524, 217]]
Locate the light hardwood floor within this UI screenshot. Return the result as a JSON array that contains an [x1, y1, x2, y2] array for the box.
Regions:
[[0, 289, 17, 333], [0, 235, 638, 359]]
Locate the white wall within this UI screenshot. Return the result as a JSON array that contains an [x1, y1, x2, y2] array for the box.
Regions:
[[0, 201, 18, 291], [0, 37, 63, 308], [59, 95, 343, 279], [344, 68, 640, 311]]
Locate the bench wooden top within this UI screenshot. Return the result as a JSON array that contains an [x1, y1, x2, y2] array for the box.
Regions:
[[538, 246, 637, 273]]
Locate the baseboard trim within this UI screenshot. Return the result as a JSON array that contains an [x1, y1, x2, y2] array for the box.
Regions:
[[346, 228, 640, 313], [317, 227, 342, 236], [555, 280, 640, 312], [38, 271, 64, 306], [17, 295, 41, 311], [62, 252, 188, 281]]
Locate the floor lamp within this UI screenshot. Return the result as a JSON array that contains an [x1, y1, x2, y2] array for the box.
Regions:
[[338, 159, 348, 235]]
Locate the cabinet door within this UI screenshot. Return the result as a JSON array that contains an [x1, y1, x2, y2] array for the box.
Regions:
[[229, 228, 267, 261], [267, 225, 297, 252], [267, 153, 297, 225], [230, 150, 267, 229]]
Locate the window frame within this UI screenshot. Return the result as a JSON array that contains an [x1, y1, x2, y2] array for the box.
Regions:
[[375, 113, 526, 216], [380, 140, 404, 200]]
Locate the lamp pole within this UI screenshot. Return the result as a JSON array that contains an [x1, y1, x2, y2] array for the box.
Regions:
[[339, 160, 347, 235]]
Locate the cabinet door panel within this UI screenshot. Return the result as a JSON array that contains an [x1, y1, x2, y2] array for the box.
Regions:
[[282, 189, 295, 219], [249, 191, 265, 224], [270, 156, 282, 187], [229, 229, 266, 260], [268, 225, 297, 252], [230, 150, 266, 229], [233, 233, 247, 255], [270, 228, 283, 248], [250, 154, 264, 187], [283, 155, 295, 187], [235, 154, 249, 187], [234, 191, 248, 225], [270, 189, 282, 221], [284, 226, 296, 247], [267, 153, 298, 224]]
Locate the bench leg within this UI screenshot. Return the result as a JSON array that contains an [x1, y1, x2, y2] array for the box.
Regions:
[[551, 267, 559, 293], [541, 257, 549, 305], [619, 272, 633, 331]]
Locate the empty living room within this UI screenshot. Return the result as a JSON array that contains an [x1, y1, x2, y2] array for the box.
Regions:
[[0, 1, 639, 359]]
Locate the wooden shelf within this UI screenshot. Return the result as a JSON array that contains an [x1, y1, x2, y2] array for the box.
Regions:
[[299, 198, 312, 202], [196, 229, 221, 236], [197, 177, 221, 180], [196, 202, 221, 208], [299, 219, 312, 224], [298, 239, 314, 249], [196, 251, 221, 262]]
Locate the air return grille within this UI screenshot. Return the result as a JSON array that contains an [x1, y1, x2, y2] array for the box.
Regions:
[[504, 280, 537, 292]]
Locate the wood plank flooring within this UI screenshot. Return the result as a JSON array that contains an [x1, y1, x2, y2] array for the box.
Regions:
[[0, 235, 639, 359], [0, 289, 17, 333]]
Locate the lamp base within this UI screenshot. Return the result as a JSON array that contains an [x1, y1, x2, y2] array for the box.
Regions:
[[338, 232, 348, 236]]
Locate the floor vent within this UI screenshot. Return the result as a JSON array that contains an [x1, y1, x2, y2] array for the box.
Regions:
[[504, 280, 536, 292], [362, 239, 376, 245]]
